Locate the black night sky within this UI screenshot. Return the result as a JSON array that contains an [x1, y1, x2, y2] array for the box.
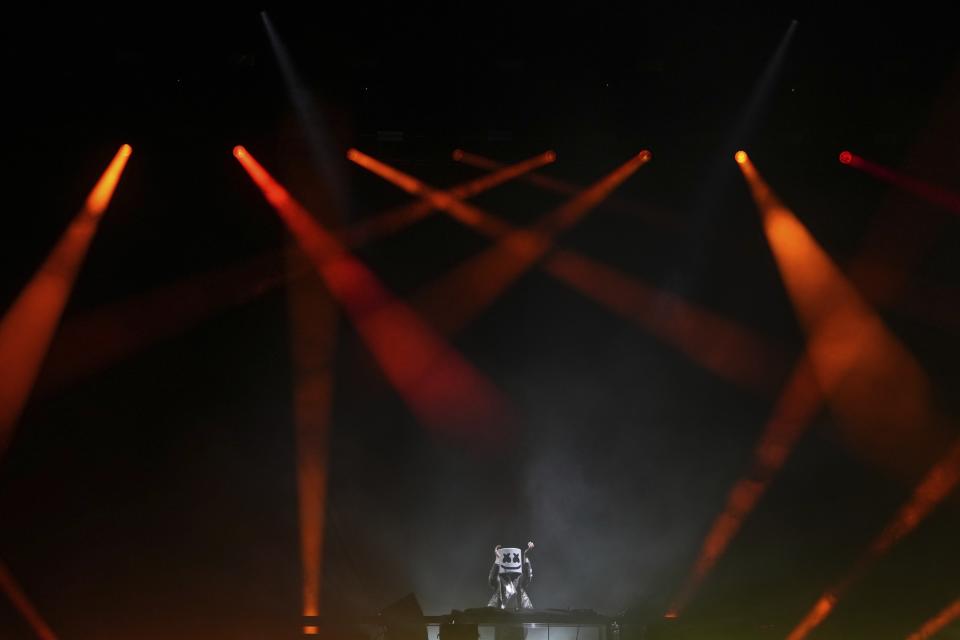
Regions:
[[2, 6, 959, 640]]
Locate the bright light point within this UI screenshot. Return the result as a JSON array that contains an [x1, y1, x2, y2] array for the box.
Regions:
[[839, 150, 853, 165], [303, 625, 319, 634], [84, 144, 135, 216], [735, 151, 748, 164], [664, 611, 678, 619], [545, 151, 557, 162], [346, 148, 361, 161], [233, 145, 246, 159], [452, 149, 465, 161], [639, 150, 652, 162]]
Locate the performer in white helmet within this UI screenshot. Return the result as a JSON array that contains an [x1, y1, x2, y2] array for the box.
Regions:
[[487, 541, 534, 610]]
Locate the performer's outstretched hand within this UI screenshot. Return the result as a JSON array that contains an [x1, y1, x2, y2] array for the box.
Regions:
[[527, 541, 535, 551]]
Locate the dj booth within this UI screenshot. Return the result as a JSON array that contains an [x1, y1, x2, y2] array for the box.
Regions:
[[428, 608, 616, 640], [312, 608, 620, 640]]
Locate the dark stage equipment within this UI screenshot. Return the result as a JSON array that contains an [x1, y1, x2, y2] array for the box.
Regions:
[[381, 593, 427, 640], [438, 622, 480, 640]]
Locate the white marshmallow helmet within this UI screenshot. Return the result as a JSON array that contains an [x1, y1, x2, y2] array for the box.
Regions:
[[497, 547, 523, 574]]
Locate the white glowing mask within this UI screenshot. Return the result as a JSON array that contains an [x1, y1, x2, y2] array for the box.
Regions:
[[498, 547, 523, 573]]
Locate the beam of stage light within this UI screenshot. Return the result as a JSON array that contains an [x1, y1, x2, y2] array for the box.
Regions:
[[261, 11, 348, 217], [728, 20, 798, 147], [738, 152, 944, 467], [351, 151, 788, 391], [452, 149, 683, 230], [0, 560, 58, 640], [737, 154, 956, 639], [906, 596, 960, 640], [230, 17, 374, 613], [542, 250, 787, 392], [664, 150, 948, 618], [0, 144, 131, 454], [350, 148, 651, 335], [665, 357, 823, 616], [285, 247, 337, 620], [839, 150, 960, 216], [787, 438, 960, 640], [234, 145, 510, 439]]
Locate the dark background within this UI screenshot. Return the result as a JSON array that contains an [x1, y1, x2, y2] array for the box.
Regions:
[[2, 5, 959, 639]]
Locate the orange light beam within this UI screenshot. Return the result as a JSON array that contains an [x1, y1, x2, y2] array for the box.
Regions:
[[739, 154, 941, 465], [665, 356, 823, 616], [786, 593, 838, 640], [234, 145, 510, 440], [0, 560, 58, 640], [285, 247, 337, 619], [350, 148, 651, 335], [338, 150, 557, 247], [788, 438, 960, 640], [665, 150, 949, 618], [860, 437, 960, 562], [453, 149, 683, 230], [906, 596, 960, 640], [541, 249, 787, 393], [0, 144, 131, 453], [841, 150, 960, 216], [736, 155, 954, 639]]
